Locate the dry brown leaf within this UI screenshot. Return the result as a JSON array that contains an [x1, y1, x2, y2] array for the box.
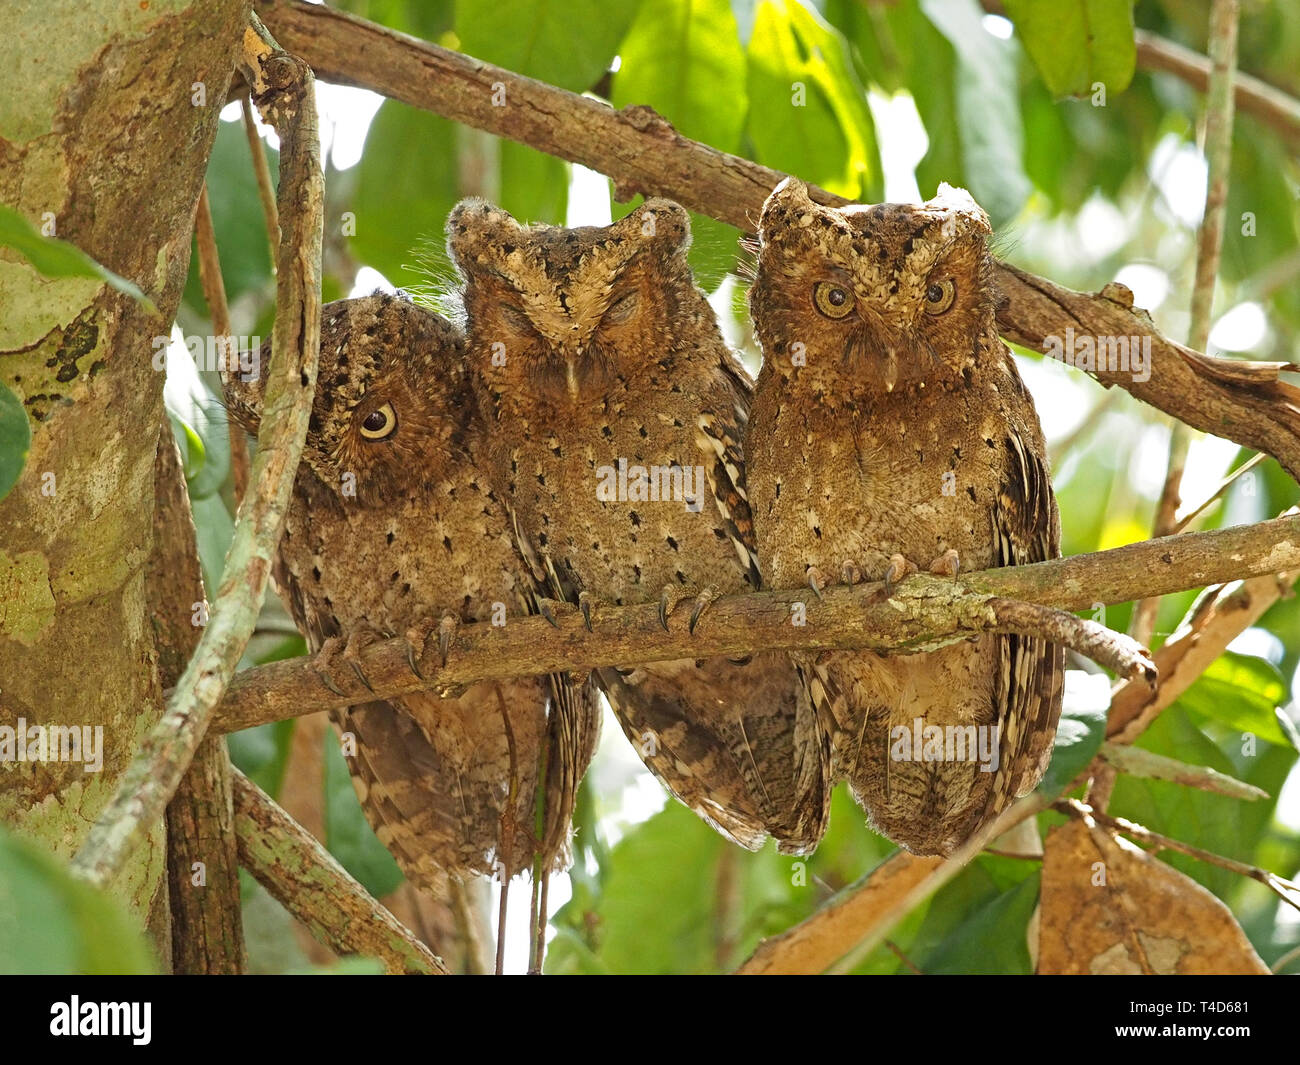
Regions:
[[1038, 819, 1268, 975]]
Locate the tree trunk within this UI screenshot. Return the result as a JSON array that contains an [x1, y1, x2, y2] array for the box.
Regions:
[[0, 0, 252, 939]]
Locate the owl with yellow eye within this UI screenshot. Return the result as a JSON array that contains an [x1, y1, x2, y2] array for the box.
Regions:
[[745, 179, 1064, 856]]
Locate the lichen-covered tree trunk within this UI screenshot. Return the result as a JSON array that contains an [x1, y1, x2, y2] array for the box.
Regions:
[[0, 0, 251, 934]]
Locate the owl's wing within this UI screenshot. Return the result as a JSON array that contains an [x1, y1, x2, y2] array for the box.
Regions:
[[695, 352, 762, 589], [990, 424, 1066, 808]]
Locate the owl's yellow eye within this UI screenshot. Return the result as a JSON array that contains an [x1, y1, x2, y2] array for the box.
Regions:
[[359, 402, 397, 441], [813, 282, 854, 319], [924, 278, 956, 315]]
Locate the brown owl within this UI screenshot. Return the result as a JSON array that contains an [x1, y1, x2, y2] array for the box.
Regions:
[[447, 199, 830, 854], [745, 179, 1064, 856], [222, 293, 599, 888]]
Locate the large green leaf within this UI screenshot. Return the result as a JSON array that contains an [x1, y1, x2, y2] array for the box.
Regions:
[[745, 0, 880, 201], [0, 828, 155, 974], [351, 101, 460, 288], [614, 0, 748, 151], [1002, 0, 1136, 97], [455, 0, 640, 93], [905, 860, 1039, 974], [322, 730, 404, 899], [0, 203, 156, 313], [498, 139, 569, 226], [1178, 651, 1296, 750], [0, 381, 31, 503], [919, 0, 1031, 226]]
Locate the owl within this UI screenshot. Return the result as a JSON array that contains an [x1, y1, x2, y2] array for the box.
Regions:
[[447, 199, 830, 854], [745, 178, 1064, 856], [222, 293, 599, 888]]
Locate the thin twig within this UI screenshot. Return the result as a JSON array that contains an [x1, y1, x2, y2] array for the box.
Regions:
[[241, 95, 280, 264], [1173, 452, 1266, 532], [194, 182, 251, 503], [69, 15, 323, 890], [990, 599, 1156, 686], [1098, 742, 1268, 801], [1055, 799, 1300, 916]]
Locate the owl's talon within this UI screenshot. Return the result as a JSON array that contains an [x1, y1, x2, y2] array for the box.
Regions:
[[318, 672, 346, 697], [928, 548, 961, 579], [437, 613, 459, 667], [658, 584, 686, 631], [806, 566, 828, 601], [688, 587, 718, 634], [882, 554, 918, 597], [349, 661, 375, 693], [537, 597, 561, 629], [840, 560, 863, 586], [405, 643, 426, 683], [579, 591, 595, 633]]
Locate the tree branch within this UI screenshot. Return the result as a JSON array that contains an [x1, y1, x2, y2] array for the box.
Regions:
[[256, 0, 1300, 484], [150, 432, 246, 975], [210, 513, 1300, 735], [232, 769, 447, 974], [71, 16, 323, 889]]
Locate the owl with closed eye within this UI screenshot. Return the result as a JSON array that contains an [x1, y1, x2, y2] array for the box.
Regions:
[[447, 198, 830, 855], [222, 293, 599, 890], [745, 179, 1064, 856]]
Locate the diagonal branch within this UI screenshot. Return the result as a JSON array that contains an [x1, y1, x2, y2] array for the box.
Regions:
[[211, 512, 1300, 736], [232, 768, 447, 974], [255, 0, 1300, 484], [70, 16, 323, 889]]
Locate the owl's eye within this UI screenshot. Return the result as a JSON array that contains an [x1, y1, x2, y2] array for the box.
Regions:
[[604, 291, 639, 325], [924, 279, 956, 315], [359, 402, 397, 441], [813, 282, 854, 319]]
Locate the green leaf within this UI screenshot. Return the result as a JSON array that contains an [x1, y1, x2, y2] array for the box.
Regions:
[[0, 204, 156, 314], [0, 828, 156, 974], [907, 862, 1039, 974], [0, 381, 31, 503], [919, 0, 1031, 226], [323, 730, 404, 899], [455, 0, 640, 92], [614, 0, 748, 151], [1002, 0, 1136, 97], [745, 0, 880, 200], [1037, 671, 1109, 797], [1179, 651, 1296, 750], [352, 101, 460, 289]]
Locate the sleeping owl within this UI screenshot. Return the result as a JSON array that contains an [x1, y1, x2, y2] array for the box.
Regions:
[[447, 199, 830, 855], [745, 178, 1064, 856]]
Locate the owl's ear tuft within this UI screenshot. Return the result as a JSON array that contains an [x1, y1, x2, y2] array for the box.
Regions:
[[618, 198, 691, 254], [759, 177, 814, 239], [446, 198, 522, 267], [929, 184, 991, 236]]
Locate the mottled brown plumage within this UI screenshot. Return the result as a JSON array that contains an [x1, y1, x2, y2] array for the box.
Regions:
[[222, 293, 598, 887], [746, 179, 1064, 856], [448, 199, 829, 854]]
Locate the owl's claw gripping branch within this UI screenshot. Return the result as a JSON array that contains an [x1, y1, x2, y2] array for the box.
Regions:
[[687, 587, 718, 634], [806, 566, 828, 600], [437, 613, 459, 667], [579, 591, 595, 633], [928, 549, 961, 580], [536, 597, 562, 630], [882, 554, 918, 598]]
